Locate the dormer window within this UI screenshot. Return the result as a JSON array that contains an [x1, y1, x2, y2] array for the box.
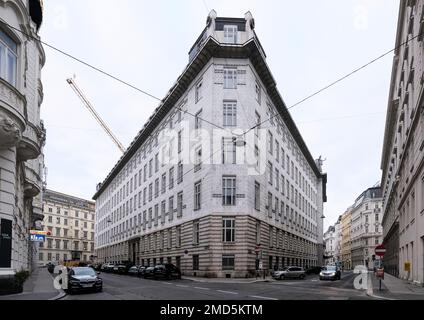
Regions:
[[0, 29, 17, 87], [224, 25, 238, 43]]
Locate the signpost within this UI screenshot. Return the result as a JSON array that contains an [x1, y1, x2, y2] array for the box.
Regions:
[[375, 245, 386, 291]]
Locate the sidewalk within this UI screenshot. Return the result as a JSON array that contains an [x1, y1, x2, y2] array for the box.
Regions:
[[182, 275, 276, 284], [368, 272, 424, 300], [0, 267, 65, 300]]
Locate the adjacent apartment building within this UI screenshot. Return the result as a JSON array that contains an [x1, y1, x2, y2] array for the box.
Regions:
[[381, 0, 424, 284], [340, 209, 352, 270], [93, 11, 327, 278], [39, 190, 96, 265], [350, 186, 383, 269], [323, 225, 336, 265], [0, 0, 45, 280]]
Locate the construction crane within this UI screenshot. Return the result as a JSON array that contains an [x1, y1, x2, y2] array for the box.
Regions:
[[67, 77, 126, 153]]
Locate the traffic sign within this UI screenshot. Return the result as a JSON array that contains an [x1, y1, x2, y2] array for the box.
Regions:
[[30, 234, 45, 242], [375, 245, 386, 257], [258, 261, 263, 270]]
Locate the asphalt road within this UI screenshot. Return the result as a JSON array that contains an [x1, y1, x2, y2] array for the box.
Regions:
[[63, 271, 373, 300]]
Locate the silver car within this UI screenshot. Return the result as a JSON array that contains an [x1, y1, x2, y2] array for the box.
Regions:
[[272, 266, 306, 280]]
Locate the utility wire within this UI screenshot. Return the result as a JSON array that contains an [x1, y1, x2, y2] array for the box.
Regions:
[[245, 33, 421, 135]]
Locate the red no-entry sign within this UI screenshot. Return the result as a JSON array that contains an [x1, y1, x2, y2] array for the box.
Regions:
[[375, 245, 386, 257]]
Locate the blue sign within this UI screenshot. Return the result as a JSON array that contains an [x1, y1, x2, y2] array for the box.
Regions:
[[30, 234, 45, 242]]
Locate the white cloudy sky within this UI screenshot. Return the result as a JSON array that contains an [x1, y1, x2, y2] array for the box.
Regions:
[[39, 0, 399, 229]]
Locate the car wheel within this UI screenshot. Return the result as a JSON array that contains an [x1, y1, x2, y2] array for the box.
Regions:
[[299, 274, 305, 280], [97, 287, 103, 292], [279, 275, 284, 280]]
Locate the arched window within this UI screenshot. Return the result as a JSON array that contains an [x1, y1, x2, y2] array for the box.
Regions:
[[0, 29, 17, 86]]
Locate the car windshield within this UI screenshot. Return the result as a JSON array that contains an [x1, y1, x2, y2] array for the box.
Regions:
[[73, 268, 96, 276], [322, 266, 337, 272]]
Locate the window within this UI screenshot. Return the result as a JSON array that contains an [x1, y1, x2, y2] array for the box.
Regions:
[[194, 181, 201, 211], [275, 141, 280, 162], [155, 178, 159, 198], [268, 162, 273, 185], [255, 111, 261, 136], [169, 167, 174, 189], [268, 192, 273, 217], [222, 254, 235, 270], [268, 132, 273, 155], [222, 218, 235, 242], [224, 68, 237, 89], [222, 176, 236, 206], [223, 101, 237, 126], [192, 255, 200, 271], [195, 81, 202, 103], [177, 161, 184, 184], [149, 159, 153, 177], [176, 226, 182, 247], [255, 81, 261, 104], [0, 30, 17, 86], [177, 192, 183, 218], [224, 25, 238, 43], [195, 109, 202, 131], [161, 173, 166, 194], [222, 138, 236, 164], [254, 182, 260, 211], [193, 221, 200, 245], [178, 130, 183, 153], [194, 147, 202, 172], [169, 197, 174, 222], [155, 153, 159, 172], [161, 201, 166, 224]]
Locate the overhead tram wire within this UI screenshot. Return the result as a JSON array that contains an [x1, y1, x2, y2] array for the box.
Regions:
[[3, 19, 418, 138], [244, 33, 421, 136]]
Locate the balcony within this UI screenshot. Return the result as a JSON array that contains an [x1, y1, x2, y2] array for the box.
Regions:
[[18, 122, 46, 161], [0, 78, 27, 148], [24, 164, 42, 198]]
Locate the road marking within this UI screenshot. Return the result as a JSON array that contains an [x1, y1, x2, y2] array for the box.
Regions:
[[176, 285, 190, 288], [249, 295, 278, 300], [216, 290, 238, 295], [162, 282, 172, 285], [311, 279, 318, 282], [194, 287, 210, 291]]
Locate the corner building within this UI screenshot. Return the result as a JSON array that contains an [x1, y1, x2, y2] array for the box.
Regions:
[[93, 11, 327, 278], [0, 0, 45, 279]]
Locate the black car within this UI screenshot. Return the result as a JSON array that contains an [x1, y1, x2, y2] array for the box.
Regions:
[[306, 266, 322, 275], [143, 267, 155, 279], [153, 264, 182, 280], [319, 266, 341, 281], [113, 262, 134, 274], [66, 267, 103, 294]]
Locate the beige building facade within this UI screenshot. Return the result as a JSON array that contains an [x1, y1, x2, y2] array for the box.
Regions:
[[39, 190, 95, 265], [340, 209, 352, 270]]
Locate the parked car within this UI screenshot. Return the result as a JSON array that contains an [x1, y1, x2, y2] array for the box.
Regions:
[[306, 266, 322, 275], [66, 267, 103, 294], [101, 263, 114, 273], [128, 266, 140, 276], [153, 264, 182, 280], [143, 267, 156, 279], [137, 266, 146, 278], [272, 266, 306, 280], [319, 266, 341, 281], [113, 262, 134, 274]]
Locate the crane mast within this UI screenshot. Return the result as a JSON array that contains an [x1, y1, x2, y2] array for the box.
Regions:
[[67, 78, 126, 153]]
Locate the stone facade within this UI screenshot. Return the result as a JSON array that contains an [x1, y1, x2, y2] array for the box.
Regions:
[[380, 0, 424, 285], [93, 11, 327, 278], [39, 190, 95, 266], [0, 0, 45, 279], [350, 187, 383, 270], [323, 225, 336, 265]]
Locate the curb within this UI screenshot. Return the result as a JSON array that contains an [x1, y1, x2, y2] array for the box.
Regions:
[[366, 272, 395, 300]]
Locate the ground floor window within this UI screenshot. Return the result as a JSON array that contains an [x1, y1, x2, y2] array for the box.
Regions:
[[222, 254, 235, 271], [193, 255, 199, 271]]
